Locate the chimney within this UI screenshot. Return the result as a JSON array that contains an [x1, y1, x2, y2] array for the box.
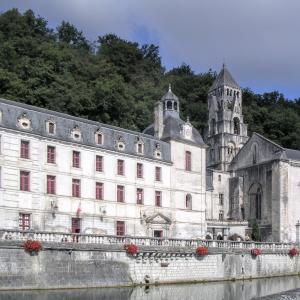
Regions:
[[154, 101, 163, 139]]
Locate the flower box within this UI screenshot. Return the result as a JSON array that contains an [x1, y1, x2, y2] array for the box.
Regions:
[[251, 248, 262, 257], [289, 247, 298, 257], [124, 243, 138, 255], [196, 246, 209, 256], [23, 240, 42, 253]]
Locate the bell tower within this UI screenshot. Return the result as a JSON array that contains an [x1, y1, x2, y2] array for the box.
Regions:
[[205, 64, 248, 171]]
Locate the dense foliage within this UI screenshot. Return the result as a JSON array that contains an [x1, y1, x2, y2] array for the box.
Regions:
[[1, 9, 300, 149]]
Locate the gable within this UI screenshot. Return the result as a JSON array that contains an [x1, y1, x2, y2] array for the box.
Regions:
[[229, 133, 284, 170], [146, 212, 172, 225]]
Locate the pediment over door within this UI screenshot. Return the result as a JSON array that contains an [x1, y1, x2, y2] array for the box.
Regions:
[[146, 212, 172, 225]]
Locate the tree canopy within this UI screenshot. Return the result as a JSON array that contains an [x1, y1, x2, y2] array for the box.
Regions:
[[1, 9, 300, 149]]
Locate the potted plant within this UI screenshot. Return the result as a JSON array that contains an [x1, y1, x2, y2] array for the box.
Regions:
[[251, 248, 262, 257], [289, 247, 298, 257]]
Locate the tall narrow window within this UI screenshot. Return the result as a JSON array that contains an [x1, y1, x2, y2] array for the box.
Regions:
[[155, 191, 162, 207], [47, 146, 55, 164], [137, 163, 143, 178], [155, 167, 161, 182], [72, 151, 80, 168], [96, 182, 103, 200], [219, 193, 224, 205], [137, 188, 144, 205], [185, 194, 192, 209], [185, 151, 192, 171], [47, 175, 56, 194], [19, 213, 30, 230], [117, 159, 124, 176], [96, 155, 103, 172], [20, 140, 29, 159], [116, 221, 125, 236], [20, 171, 30, 191], [117, 185, 124, 202], [219, 210, 224, 220], [233, 117, 240, 135], [137, 143, 144, 154], [72, 179, 81, 197]]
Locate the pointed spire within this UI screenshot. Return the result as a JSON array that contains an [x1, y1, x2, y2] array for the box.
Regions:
[[168, 83, 172, 92]]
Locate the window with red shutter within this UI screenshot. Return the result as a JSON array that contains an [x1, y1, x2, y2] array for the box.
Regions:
[[20, 171, 30, 191], [47, 175, 56, 194], [72, 179, 80, 197], [137, 163, 143, 178], [20, 140, 29, 159], [72, 151, 80, 168], [136, 188, 143, 205], [116, 221, 125, 236], [155, 167, 161, 181], [96, 182, 103, 200], [117, 159, 124, 175], [117, 185, 124, 202], [19, 213, 30, 230], [155, 191, 161, 207], [47, 146, 55, 164], [185, 151, 192, 171], [96, 155, 103, 172]]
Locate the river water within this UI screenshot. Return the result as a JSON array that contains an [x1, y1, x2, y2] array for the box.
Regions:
[[0, 276, 300, 300]]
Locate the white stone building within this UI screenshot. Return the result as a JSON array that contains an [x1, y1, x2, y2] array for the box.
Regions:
[[0, 86, 206, 239]]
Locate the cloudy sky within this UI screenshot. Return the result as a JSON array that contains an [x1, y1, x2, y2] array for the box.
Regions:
[[1, 0, 300, 99]]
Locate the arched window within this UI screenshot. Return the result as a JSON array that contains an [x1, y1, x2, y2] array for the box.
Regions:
[[174, 102, 178, 111], [226, 88, 229, 96], [230, 90, 232, 96], [167, 101, 172, 109], [253, 144, 257, 164], [185, 194, 192, 209], [233, 117, 240, 135]]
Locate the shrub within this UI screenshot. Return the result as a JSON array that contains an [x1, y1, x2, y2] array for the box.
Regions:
[[196, 246, 209, 256], [124, 243, 138, 255], [23, 240, 42, 253]]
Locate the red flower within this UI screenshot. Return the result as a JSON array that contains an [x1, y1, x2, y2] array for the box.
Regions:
[[251, 248, 262, 257], [23, 240, 42, 252], [289, 247, 298, 257], [124, 243, 138, 255], [196, 246, 209, 256]]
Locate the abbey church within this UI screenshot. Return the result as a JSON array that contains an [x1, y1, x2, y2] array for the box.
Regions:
[[0, 65, 299, 242]]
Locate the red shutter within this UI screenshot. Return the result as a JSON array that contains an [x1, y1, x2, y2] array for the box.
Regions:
[[73, 151, 80, 168], [117, 185, 124, 202], [20, 171, 30, 191], [137, 188, 143, 204], [137, 163, 143, 178], [47, 146, 55, 164], [116, 221, 125, 236], [185, 151, 191, 171], [155, 167, 161, 181], [47, 175, 56, 194], [72, 179, 80, 197], [155, 191, 161, 207], [117, 160, 124, 175], [20, 141, 29, 159], [96, 182, 103, 200], [96, 156, 103, 172]]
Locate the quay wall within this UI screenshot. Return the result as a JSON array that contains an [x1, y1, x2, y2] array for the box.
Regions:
[[0, 241, 300, 290]]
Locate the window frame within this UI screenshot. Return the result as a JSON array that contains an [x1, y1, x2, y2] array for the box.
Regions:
[[47, 145, 56, 164], [185, 151, 192, 171], [136, 188, 144, 205], [117, 159, 124, 176], [72, 151, 80, 168], [116, 220, 125, 236], [155, 191, 162, 207], [95, 182, 103, 200], [117, 185, 125, 203], [20, 140, 30, 159], [137, 163, 143, 179], [47, 175, 56, 195], [95, 155, 103, 172], [20, 170, 30, 191], [72, 178, 81, 198]]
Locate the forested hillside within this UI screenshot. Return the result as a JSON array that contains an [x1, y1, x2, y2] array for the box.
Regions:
[[1, 9, 300, 149]]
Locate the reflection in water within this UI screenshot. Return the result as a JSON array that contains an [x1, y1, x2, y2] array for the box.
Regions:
[[0, 276, 300, 300]]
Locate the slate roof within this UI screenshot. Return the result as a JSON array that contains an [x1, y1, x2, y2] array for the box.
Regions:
[[0, 98, 172, 162], [161, 84, 179, 101], [284, 148, 300, 161], [209, 64, 240, 92]]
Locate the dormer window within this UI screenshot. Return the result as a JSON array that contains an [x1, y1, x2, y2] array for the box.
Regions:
[[136, 137, 144, 155], [154, 143, 162, 159], [115, 136, 125, 151], [71, 126, 82, 141], [18, 113, 31, 130], [95, 130, 103, 145], [46, 120, 56, 135]]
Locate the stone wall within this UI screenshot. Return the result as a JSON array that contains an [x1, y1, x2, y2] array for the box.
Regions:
[[0, 241, 300, 290]]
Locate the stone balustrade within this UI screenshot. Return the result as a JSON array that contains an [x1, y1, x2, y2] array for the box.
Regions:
[[0, 228, 296, 251]]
